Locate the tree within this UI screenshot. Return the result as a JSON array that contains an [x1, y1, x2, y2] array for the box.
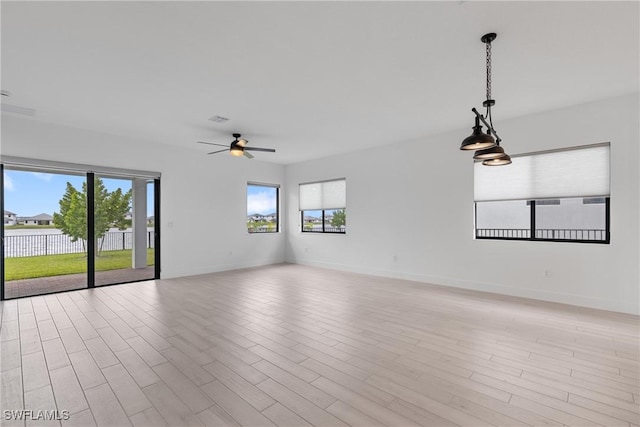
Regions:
[[53, 182, 86, 243], [330, 209, 346, 228], [53, 178, 132, 254]]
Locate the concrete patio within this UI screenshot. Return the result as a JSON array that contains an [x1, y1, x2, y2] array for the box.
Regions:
[[4, 267, 155, 299]]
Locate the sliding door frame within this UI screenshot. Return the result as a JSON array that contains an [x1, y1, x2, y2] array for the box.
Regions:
[[154, 178, 161, 279], [1, 164, 4, 300], [0, 157, 161, 300], [87, 172, 96, 288]]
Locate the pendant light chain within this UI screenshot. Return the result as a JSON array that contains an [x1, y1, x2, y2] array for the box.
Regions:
[[486, 41, 492, 102], [460, 32, 511, 165], [485, 40, 495, 133]]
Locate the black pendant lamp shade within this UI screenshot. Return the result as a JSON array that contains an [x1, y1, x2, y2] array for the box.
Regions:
[[460, 117, 496, 150], [473, 143, 505, 159], [482, 154, 512, 166], [460, 32, 511, 166]]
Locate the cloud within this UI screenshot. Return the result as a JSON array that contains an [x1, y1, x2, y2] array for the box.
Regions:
[[30, 172, 54, 182], [4, 174, 14, 191], [247, 191, 276, 215]]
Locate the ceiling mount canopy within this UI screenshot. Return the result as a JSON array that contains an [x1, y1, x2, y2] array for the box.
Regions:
[[460, 32, 511, 166]]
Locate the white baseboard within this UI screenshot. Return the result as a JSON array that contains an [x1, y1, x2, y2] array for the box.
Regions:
[[161, 257, 285, 280], [289, 257, 639, 315]]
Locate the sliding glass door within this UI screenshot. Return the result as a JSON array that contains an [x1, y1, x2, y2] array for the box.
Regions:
[[2, 167, 88, 298], [1, 162, 160, 300], [94, 176, 155, 286]]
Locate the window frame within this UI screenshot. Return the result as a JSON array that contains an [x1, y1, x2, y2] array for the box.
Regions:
[[475, 197, 610, 244], [299, 178, 346, 234], [0, 156, 161, 301], [246, 182, 280, 234], [300, 209, 346, 234], [474, 143, 610, 245]]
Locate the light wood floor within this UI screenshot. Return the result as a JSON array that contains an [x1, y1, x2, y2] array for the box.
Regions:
[[1, 263, 638, 427]]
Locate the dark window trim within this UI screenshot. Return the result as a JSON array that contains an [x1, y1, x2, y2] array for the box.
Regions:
[[530, 199, 536, 239], [247, 183, 280, 234], [87, 173, 96, 288], [1, 164, 4, 301], [475, 197, 610, 244], [154, 179, 161, 278], [300, 209, 346, 234]]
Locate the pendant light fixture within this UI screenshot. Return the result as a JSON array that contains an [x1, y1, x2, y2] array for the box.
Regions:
[[460, 33, 511, 166]]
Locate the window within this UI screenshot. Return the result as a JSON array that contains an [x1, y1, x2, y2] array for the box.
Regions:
[[474, 143, 610, 243], [1, 156, 161, 300], [247, 183, 279, 233], [476, 200, 531, 239], [534, 197, 608, 241], [299, 179, 346, 233]]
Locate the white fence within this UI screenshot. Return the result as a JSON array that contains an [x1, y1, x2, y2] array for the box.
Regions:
[[4, 231, 154, 258]]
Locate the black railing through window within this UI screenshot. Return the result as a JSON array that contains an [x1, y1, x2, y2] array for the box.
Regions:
[[4, 231, 154, 258], [476, 228, 607, 241]]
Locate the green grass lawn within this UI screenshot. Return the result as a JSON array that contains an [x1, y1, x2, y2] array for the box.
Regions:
[[5, 249, 154, 281]]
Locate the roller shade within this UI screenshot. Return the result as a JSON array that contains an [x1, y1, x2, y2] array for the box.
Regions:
[[299, 179, 346, 210], [474, 143, 610, 202]]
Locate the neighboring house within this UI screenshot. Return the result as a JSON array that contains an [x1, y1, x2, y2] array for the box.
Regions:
[[20, 213, 54, 226], [262, 214, 276, 222], [247, 214, 264, 222], [3, 210, 17, 225], [303, 216, 321, 223]]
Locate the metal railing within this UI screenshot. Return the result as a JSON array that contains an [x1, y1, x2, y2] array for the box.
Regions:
[[534, 228, 607, 241], [477, 229, 531, 239], [302, 225, 345, 233], [248, 227, 278, 233], [4, 231, 154, 258], [477, 228, 606, 241]]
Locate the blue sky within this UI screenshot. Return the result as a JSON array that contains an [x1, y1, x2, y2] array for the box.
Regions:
[[4, 170, 154, 217], [247, 185, 277, 215]]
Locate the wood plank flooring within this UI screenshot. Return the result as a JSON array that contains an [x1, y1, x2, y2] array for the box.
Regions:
[[1, 263, 638, 426]]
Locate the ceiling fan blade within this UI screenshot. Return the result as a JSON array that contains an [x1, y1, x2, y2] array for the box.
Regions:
[[197, 141, 228, 147], [244, 147, 275, 153], [243, 151, 254, 159], [207, 149, 228, 155], [237, 139, 248, 147]]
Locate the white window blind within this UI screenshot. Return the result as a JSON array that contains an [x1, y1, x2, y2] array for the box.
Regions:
[[299, 179, 346, 210], [474, 143, 610, 202]]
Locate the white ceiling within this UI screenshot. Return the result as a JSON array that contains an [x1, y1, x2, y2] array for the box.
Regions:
[[1, 1, 638, 164]]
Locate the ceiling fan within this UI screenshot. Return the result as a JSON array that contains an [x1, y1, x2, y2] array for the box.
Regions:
[[197, 133, 275, 159]]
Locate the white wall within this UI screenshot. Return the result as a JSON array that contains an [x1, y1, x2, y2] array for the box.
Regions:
[[2, 94, 638, 314], [1, 115, 286, 279], [285, 93, 640, 314]]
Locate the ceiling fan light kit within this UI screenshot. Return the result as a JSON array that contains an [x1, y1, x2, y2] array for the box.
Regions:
[[460, 32, 511, 166], [197, 132, 275, 159]]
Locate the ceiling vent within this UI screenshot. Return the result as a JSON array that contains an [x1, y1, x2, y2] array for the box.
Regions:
[[208, 115, 229, 123]]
